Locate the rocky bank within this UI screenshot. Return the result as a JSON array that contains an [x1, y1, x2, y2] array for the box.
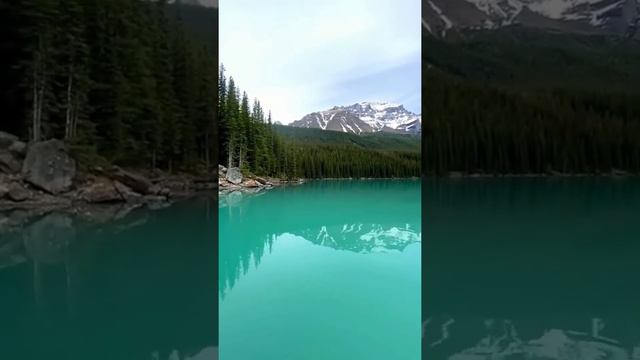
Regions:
[[217, 164, 302, 195], [0, 131, 217, 212]]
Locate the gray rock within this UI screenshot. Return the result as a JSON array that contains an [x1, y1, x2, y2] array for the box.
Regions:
[[8, 141, 27, 156], [225, 167, 243, 185], [22, 139, 76, 194], [7, 183, 31, 202], [114, 181, 142, 202], [0, 152, 22, 174], [0, 181, 8, 199], [148, 184, 162, 195], [111, 167, 153, 194], [79, 179, 123, 203], [143, 195, 167, 203], [0, 132, 19, 149]]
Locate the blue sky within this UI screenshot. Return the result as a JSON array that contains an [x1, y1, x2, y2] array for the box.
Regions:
[[220, 0, 421, 124]]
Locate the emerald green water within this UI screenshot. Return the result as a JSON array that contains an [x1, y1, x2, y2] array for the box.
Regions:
[[0, 199, 218, 360], [423, 178, 640, 358], [219, 180, 422, 360]]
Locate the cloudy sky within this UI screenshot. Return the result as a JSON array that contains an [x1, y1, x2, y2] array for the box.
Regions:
[[220, 0, 421, 124]]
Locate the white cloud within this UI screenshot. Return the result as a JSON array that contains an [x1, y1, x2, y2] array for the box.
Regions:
[[220, 0, 421, 124]]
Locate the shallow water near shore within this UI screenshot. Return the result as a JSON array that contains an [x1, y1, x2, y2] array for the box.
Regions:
[[219, 180, 422, 360], [0, 199, 218, 360]]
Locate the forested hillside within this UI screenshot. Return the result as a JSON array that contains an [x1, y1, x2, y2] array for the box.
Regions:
[[218, 66, 420, 179], [274, 125, 420, 152], [424, 29, 640, 175], [0, 0, 217, 172]]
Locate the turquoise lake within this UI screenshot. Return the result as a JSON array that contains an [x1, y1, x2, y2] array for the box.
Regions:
[[219, 180, 422, 360], [4, 177, 639, 359], [0, 199, 218, 360], [423, 178, 640, 359]]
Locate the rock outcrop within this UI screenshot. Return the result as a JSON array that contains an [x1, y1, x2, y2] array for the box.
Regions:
[[22, 139, 76, 194], [225, 167, 243, 185], [0, 132, 217, 211]]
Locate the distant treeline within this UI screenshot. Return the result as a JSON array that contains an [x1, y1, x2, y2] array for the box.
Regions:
[[219, 67, 420, 179], [0, 0, 217, 172], [423, 29, 640, 175]]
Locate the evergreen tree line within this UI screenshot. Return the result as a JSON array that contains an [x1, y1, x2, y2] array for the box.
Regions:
[[424, 69, 640, 175], [0, 0, 217, 172], [218, 65, 420, 179]]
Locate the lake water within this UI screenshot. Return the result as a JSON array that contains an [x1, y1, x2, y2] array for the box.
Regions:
[[0, 199, 218, 360], [423, 178, 640, 359], [219, 180, 422, 360], [5, 177, 636, 359]]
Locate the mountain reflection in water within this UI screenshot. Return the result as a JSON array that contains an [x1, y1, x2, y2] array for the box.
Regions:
[[423, 178, 640, 360]]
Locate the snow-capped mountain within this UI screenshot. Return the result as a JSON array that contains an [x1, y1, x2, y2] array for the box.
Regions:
[[423, 0, 640, 38], [290, 102, 421, 135]]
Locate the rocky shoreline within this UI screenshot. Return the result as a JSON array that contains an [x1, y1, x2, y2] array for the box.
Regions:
[[444, 170, 636, 178], [0, 131, 216, 212], [217, 165, 303, 195]]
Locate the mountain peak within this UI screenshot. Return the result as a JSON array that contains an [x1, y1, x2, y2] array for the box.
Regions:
[[290, 102, 421, 135], [423, 0, 640, 39]]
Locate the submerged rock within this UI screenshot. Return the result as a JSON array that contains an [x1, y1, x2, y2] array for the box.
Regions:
[[23, 213, 75, 264], [222, 190, 242, 206], [22, 139, 76, 194], [225, 167, 243, 185]]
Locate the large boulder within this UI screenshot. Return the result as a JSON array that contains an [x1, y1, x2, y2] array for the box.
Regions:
[[111, 167, 153, 195], [225, 167, 243, 185], [22, 139, 76, 194]]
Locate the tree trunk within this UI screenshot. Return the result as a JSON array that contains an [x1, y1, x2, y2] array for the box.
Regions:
[[32, 68, 40, 142], [65, 65, 74, 140], [204, 132, 210, 172], [227, 139, 233, 168]]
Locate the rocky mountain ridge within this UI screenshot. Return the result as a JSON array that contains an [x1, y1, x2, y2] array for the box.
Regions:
[[423, 0, 640, 39], [290, 102, 421, 135]]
